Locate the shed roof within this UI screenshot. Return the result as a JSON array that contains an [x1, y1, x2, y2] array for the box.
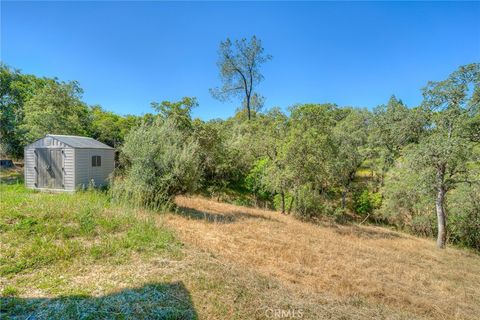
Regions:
[[46, 135, 114, 149]]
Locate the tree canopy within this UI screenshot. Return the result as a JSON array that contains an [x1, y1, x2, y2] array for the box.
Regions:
[[2, 56, 478, 251], [210, 36, 272, 120]]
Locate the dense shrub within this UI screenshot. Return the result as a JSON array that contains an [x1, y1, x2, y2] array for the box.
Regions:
[[111, 119, 202, 210], [379, 154, 480, 251], [447, 184, 480, 250], [410, 214, 436, 237], [354, 189, 382, 216], [378, 157, 434, 227], [293, 185, 326, 219], [245, 158, 273, 206], [273, 193, 294, 213]]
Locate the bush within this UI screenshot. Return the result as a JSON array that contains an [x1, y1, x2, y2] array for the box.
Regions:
[[447, 184, 480, 250], [378, 154, 480, 251], [378, 159, 434, 228], [410, 214, 436, 237], [111, 119, 202, 210], [245, 158, 273, 206], [354, 189, 382, 216], [332, 207, 352, 224], [273, 193, 294, 213], [293, 185, 326, 219]]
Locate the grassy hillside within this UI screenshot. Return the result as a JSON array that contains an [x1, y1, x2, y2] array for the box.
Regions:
[[1, 170, 480, 319]]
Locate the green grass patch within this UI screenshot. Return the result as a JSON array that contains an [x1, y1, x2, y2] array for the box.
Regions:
[[1, 285, 19, 297], [0, 182, 182, 276]]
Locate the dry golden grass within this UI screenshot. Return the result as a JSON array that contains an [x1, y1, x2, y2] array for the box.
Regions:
[[3, 179, 479, 319], [165, 195, 480, 320]]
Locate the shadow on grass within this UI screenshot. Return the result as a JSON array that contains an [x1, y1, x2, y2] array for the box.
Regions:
[[0, 169, 23, 185], [177, 206, 276, 224], [332, 224, 403, 240], [1, 281, 197, 320]]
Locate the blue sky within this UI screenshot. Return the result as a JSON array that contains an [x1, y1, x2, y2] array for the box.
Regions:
[[2, 1, 479, 120]]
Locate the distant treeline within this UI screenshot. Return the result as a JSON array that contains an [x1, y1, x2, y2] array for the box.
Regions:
[[0, 64, 146, 158], [1, 63, 479, 251]]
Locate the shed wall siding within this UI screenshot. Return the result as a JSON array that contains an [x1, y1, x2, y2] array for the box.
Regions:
[[74, 149, 114, 188], [24, 147, 36, 189], [63, 148, 75, 190], [24, 136, 114, 191], [24, 146, 75, 191]]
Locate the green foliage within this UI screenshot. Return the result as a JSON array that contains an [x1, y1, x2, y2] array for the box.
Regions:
[[447, 184, 480, 250], [210, 36, 272, 120], [1, 285, 19, 297], [369, 96, 425, 179], [379, 154, 435, 227], [0, 64, 140, 158], [278, 104, 339, 218], [376, 64, 480, 249], [417, 63, 479, 191], [151, 97, 198, 131], [90, 105, 140, 147], [245, 158, 272, 203], [111, 107, 202, 210], [21, 81, 90, 143], [3, 60, 480, 251], [330, 108, 369, 200], [286, 104, 337, 191], [0, 64, 52, 158], [193, 119, 241, 192], [273, 193, 293, 212], [354, 189, 382, 216], [332, 207, 353, 224], [255, 108, 291, 201], [411, 215, 437, 237], [294, 184, 326, 219]]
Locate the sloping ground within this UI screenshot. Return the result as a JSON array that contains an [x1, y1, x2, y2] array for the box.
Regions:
[[1, 177, 479, 319], [165, 196, 480, 319]]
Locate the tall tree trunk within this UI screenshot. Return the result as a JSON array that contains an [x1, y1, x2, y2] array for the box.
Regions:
[[246, 95, 251, 120], [280, 191, 285, 214], [435, 166, 447, 249], [341, 189, 347, 209]]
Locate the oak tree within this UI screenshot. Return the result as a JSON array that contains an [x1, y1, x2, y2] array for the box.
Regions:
[[210, 36, 271, 120]]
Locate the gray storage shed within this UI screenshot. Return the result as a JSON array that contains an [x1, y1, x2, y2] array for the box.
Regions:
[[24, 134, 115, 191]]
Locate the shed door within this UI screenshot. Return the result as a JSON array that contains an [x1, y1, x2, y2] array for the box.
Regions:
[[36, 148, 64, 189]]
